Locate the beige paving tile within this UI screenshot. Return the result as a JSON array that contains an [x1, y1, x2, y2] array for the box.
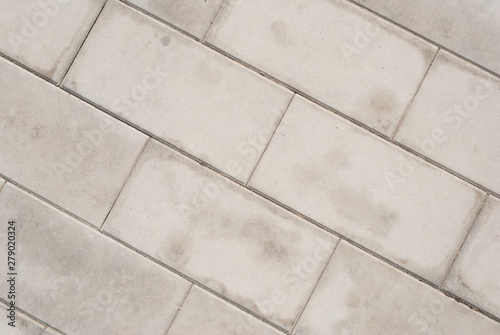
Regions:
[[293, 241, 500, 335], [41, 329, 62, 335], [206, 0, 437, 136], [352, 0, 500, 74], [0, 178, 5, 190], [124, 0, 224, 39], [395, 51, 500, 195], [0, 184, 191, 335], [168, 286, 283, 335], [0, 57, 148, 226], [0, 301, 44, 335], [103, 140, 338, 330], [62, 0, 292, 183], [249, 96, 485, 284], [0, 0, 105, 83], [443, 196, 500, 318]]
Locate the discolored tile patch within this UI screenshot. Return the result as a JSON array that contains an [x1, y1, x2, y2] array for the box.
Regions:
[[0, 184, 191, 335], [0, 0, 106, 83], [124, 0, 225, 39], [395, 51, 500, 195], [443, 196, 500, 319], [167, 286, 283, 335], [206, 0, 437, 136], [249, 96, 485, 284], [293, 241, 500, 334], [62, 0, 292, 183], [0, 57, 148, 226], [103, 140, 338, 330]]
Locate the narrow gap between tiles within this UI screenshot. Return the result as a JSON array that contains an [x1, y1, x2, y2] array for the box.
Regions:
[[439, 195, 489, 288], [99, 137, 151, 231], [290, 238, 342, 334], [57, 0, 109, 87], [245, 93, 296, 187], [343, 0, 500, 79], [390, 47, 440, 141], [163, 284, 193, 335], [201, 0, 228, 42]]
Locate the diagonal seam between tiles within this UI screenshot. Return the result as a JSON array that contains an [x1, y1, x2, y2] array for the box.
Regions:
[[58, 0, 109, 87], [245, 93, 296, 186], [164, 284, 193, 335], [343, 0, 500, 79], [290, 238, 341, 334], [390, 47, 440, 141], [439, 195, 490, 288], [99, 137, 151, 231], [201, 0, 228, 42], [0, 297, 68, 335]]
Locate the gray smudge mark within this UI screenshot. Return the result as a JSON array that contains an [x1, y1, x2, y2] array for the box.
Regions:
[[160, 36, 171, 47]]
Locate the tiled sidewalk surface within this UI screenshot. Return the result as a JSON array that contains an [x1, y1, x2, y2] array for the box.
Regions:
[[0, 0, 499, 334]]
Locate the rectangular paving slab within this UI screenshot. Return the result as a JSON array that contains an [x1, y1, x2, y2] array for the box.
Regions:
[[167, 286, 283, 335], [293, 241, 500, 334], [62, 0, 292, 183], [395, 51, 500, 195], [0, 183, 191, 335], [206, 0, 437, 136], [249, 96, 485, 284], [351, 0, 500, 74], [0, 57, 148, 226], [443, 196, 500, 319], [124, 0, 224, 39], [0, 0, 105, 83], [103, 140, 339, 330]]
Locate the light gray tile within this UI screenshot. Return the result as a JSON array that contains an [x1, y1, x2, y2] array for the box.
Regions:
[[103, 140, 338, 330], [168, 286, 283, 335], [0, 184, 191, 335], [62, 0, 293, 183], [206, 0, 437, 136], [124, 0, 224, 39], [0, 57, 148, 226], [395, 51, 500, 195], [0, 301, 44, 335], [352, 0, 500, 74], [443, 196, 500, 318], [249, 96, 485, 284], [41, 329, 63, 335], [293, 241, 500, 335], [0, 178, 5, 190], [0, 0, 105, 83]]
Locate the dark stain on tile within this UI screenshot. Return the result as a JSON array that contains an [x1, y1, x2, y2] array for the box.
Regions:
[[369, 91, 397, 114], [271, 20, 292, 46], [160, 36, 171, 47]]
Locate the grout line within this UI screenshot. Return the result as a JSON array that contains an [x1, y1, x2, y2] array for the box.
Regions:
[[164, 284, 193, 335], [390, 47, 440, 141], [290, 238, 341, 334], [343, 0, 500, 79], [58, 0, 108, 87], [0, 52, 57, 85], [0, 297, 67, 335], [99, 137, 151, 231], [0, 180, 6, 194], [201, 0, 228, 42], [439, 194, 489, 288], [245, 93, 295, 186]]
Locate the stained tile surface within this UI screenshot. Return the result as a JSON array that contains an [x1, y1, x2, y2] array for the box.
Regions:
[[103, 140, 338, 330], [395, 51, 500, 195], [0, 184, 191, 335], [0, 57, 148, 225], [249, 96, 485, 284], [125, 0, 224, 39], [293, 241, 500, 334], [352, 0, 500, 74], [0, 0, 105, 82], [206, 0, 437, 136], [444, 197, 500, 318], [63, 0, 292, 183], [167, 287, 283, 335]]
